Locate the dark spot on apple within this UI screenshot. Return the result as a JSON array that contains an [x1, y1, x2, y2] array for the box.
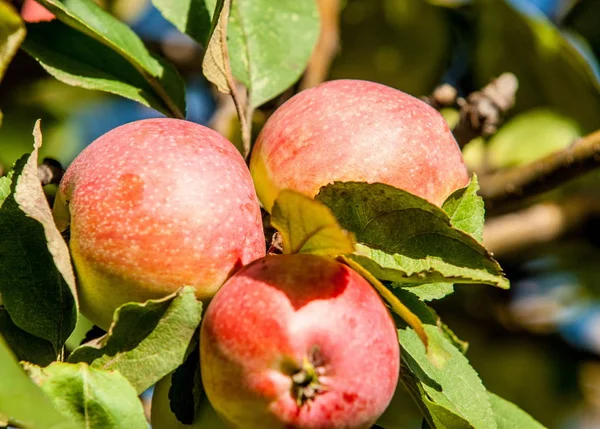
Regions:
[[343, 392, 357, 404]]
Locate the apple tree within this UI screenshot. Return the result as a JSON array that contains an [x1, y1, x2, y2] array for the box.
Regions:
[[2, 0, 599, 428]]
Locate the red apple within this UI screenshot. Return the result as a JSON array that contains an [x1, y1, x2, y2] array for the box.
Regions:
[[200, 254, 400, 429], [53, 118, 265, 330], [21, 0, 55, 23], [250, 79, 469, 211]]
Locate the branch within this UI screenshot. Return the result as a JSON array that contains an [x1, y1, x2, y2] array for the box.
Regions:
[[452, 73, 518, 148], [479, 130, 600, 210], [421, 83, 458, 110], [483, 197, 600, 257]]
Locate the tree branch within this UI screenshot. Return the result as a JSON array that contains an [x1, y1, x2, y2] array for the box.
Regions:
[[452, 73, 518, 148], [483, 196, 600, 257], [479, 130, 600, 210]]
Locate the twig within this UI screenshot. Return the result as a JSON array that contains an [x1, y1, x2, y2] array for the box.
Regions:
[[421, 83, 458, 110], [479, 130, 600, 210], [300, 0, 341, 90], [37, 157, 64, 186], [483, 197, 600, 257], [452, 73, 518, 148]]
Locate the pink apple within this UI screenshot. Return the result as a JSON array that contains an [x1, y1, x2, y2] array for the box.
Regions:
[[250, 79, 469, 211], [21, 0, 55, 23], [200, 254, 400, 429], [53, 118, 265, 330]]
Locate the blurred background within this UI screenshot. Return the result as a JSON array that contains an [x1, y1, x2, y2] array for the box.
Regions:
[[3, 0, 600, 428]]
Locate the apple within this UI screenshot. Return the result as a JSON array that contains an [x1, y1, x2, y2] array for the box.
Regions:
[[200, 254, 400, 429], [151, 372, 228, 429], [21, 0, 55, 23], [53, 118, 265, 330], [250, 79, 469, 211]]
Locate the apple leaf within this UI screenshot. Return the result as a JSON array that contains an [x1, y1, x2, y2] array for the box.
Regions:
[[392, 291, 492, 427], [395, 282, 455, 302], [203, 0, 319, 108], [0, 308, 56, 366], [25, 362, 147, 429], [399, 325, 497, 429], [23, 0, 186, 118], [271, 190, 355, 256], [227, 0, 320, 107], [0, 1, 26, 84], [151, 0, 212, 45], [0, 335, 77, 429], [442, 175, 484, 242], [392, 177, 486, 303], [68, 286, 202, 394], [489, 392, 547, 429], [0, 121, 78, 353], [169, 345, 202, 424], [317, 182, 509, 289]]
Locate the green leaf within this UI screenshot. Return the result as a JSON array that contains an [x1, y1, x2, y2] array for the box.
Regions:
[[0, 308, 56, 366], [473, 0, 600, 132], [422, 397, 474, 429], [317, 182, 508, 289], [169, 345, 202, 424], [0, 1, 26, 84], [489, 392, 547, 429], [223, 0, 320, 107], [271, 190, 355, 256], [0, 335, 76, 429], [396, 282, 455, 302], [399, 325, 497, 429], [26, 0, 185, 118], [442, 175, 485, 242], [0, 121, 77, 352], [26, 361, 148, 429], [152, 0, 212, 45], [68, 286, 202, 394], [330, 0, 450, 97], [152, 371, 228, 428], [486, 109, 582, 170], [398, 177, 486, 302]]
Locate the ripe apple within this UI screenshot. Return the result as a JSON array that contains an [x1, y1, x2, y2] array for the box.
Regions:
[[21, 0, 55, 23], [250, 79, 469, 211], [151, 372, 228, 429], [53, 118, 265, 330], [200, 254, 400, 429]]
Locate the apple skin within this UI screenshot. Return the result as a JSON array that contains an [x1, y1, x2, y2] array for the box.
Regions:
[[250, 79, 469, 211], [53, 118, 265, 330], [21, 0, 55, 23], [151, 373, 228, 429], [200, 254, 400, 429]]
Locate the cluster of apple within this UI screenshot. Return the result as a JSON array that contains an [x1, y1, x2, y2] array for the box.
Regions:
[[53, 80, 469, 428]]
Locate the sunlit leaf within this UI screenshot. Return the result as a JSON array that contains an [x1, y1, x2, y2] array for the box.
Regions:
[[271, 190, 354, 256]]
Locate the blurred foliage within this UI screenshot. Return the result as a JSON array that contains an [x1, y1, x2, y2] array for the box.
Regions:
[[473, 0, 600, 132], [330, 0, 451, 96]]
